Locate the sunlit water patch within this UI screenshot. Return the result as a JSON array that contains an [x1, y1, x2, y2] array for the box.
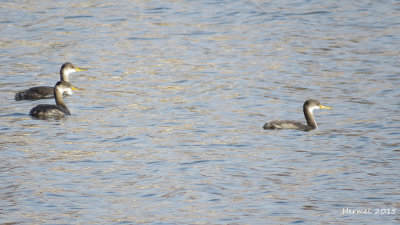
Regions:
[[1, 0, 399, 224]]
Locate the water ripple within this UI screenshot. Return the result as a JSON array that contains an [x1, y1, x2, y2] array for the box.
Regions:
[[0, 0, 399, 224]]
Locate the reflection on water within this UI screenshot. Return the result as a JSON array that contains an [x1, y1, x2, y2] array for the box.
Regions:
[[1, 0, 399, 224]]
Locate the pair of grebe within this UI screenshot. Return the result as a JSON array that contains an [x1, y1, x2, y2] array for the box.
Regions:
[[16, 62, 86, 120], [18, 63, 331, 130]]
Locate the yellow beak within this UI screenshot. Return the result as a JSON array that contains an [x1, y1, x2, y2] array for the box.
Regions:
[[319, 104, 332, 109], [75, 67, 88, 71], [71, 86, 84, 91]]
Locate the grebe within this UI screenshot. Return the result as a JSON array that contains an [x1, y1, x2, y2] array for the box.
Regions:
[[29, 81, 80, 120], [263, 99, 331, 131], [15, 62, 86, 100]]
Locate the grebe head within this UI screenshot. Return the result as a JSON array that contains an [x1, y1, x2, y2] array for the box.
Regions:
[[60, 62, 87, 78], [304, 99, 332, 112], [54, 81, 80, 95]]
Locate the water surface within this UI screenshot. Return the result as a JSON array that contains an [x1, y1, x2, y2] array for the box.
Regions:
[[1, 0, 399, 224]]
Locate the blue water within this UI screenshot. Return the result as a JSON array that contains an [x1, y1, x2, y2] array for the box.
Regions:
[[1, 0, 399, 224]]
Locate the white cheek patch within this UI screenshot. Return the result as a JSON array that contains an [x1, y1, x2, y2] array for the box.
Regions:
[[64, 68, 76, 75], [64, 89, 73, 95], [59, 87, 72, 95], [308, 105, 320, 113]]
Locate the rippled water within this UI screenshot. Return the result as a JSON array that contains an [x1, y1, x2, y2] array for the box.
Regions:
[[1, 0, 400, 224]]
